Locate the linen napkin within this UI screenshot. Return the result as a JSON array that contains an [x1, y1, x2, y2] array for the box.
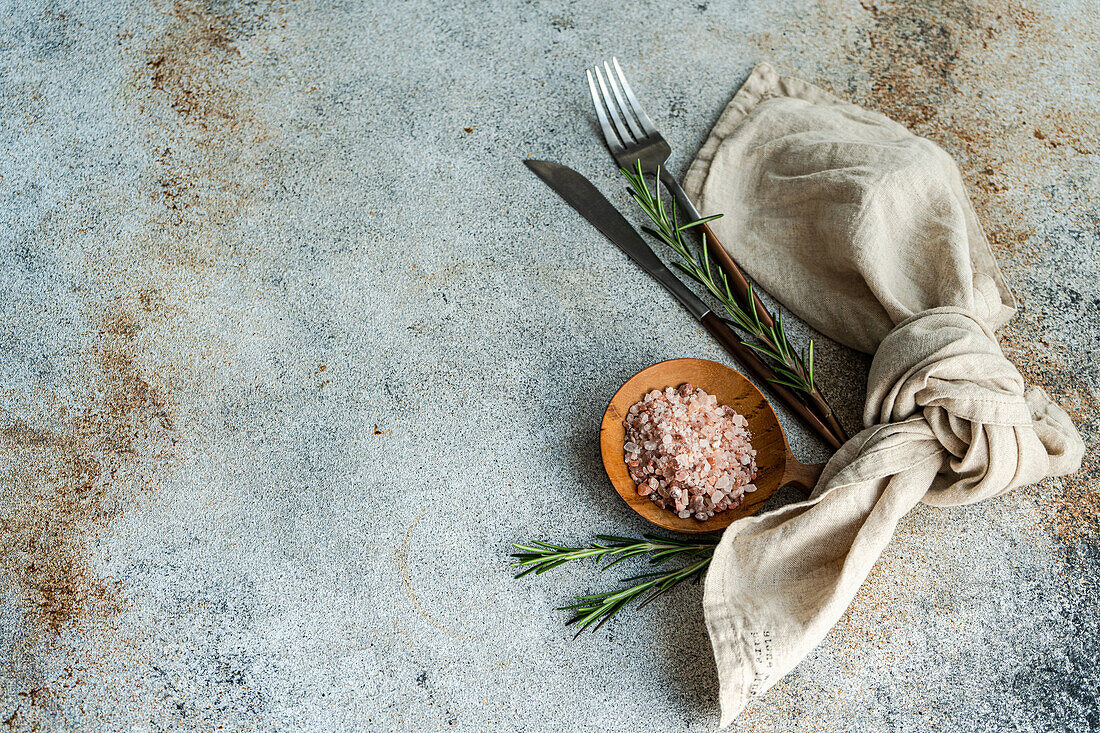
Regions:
[[683, 63, 1085, 725]]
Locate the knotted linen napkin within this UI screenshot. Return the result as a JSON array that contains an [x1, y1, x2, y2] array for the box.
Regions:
[[683, 63, 1085, 725]]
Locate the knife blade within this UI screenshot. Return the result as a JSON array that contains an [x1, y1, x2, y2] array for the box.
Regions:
[[523, 159, 711, 321]]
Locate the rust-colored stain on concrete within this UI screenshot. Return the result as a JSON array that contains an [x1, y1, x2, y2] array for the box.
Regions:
[[2, 1, 285, 729], [2, 0, 1096, 729], [837, 0, 1097, 253], [1001, 314, 1100, 541], [1, 314, 175, 637], [2, 0, 273, 638], [0, 312, 178, 729], [128, 0, 275, 254]]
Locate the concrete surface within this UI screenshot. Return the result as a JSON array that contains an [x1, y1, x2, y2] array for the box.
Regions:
[[0, 0, 1097, 730]]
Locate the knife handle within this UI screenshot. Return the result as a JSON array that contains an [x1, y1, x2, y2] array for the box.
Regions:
[[700, 220, 850, 446], [700, 312, 843, 450]]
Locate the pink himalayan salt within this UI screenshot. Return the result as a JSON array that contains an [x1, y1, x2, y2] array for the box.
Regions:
[[623, 383, 757, 520]]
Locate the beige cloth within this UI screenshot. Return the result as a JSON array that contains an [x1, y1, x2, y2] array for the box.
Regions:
[[684, 63, 1085, 726]]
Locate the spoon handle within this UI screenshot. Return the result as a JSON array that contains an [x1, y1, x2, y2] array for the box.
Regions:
[[781, 460, 826, 495]]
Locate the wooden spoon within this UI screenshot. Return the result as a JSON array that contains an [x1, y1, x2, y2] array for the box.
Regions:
[[600, 358, 825, 534]]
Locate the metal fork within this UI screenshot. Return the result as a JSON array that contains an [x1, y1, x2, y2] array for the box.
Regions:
[[587, 59, 848, 447], [586, 58, 775, 330]]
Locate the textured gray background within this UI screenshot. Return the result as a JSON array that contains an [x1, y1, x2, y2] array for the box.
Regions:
[[1, 0, 1097, 731]]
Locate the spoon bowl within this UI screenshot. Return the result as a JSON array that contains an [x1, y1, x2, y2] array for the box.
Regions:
[[600, 358, 824, 534]]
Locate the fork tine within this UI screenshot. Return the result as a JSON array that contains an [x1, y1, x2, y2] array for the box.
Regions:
[[612, 57, 658, 136], [594, 66, 635, 146], [587, 69, 624, 153], [603, 61, 645, 140]]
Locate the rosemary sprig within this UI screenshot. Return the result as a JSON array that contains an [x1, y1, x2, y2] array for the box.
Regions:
[[511, 533, 719, 634], [621, 162, 816, 395], [559, 557, 711, 635]]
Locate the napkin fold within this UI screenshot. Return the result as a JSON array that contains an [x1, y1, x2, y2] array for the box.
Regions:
[[684, 63, 1085, 725]]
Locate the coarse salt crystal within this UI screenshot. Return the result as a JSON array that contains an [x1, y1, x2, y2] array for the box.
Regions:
[[623, 384, 757, 522]]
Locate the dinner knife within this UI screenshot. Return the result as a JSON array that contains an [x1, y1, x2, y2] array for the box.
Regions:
[[523, 158, 843, 450]]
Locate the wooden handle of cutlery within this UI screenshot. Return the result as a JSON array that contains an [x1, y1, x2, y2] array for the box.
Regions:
[[701, 312, 843, 450], [781, 460, 826, 495], [699, 220, 849, 446], [699, 222, 775, 329], [660, 172, 848, 446], [659, 171, 775, 329]]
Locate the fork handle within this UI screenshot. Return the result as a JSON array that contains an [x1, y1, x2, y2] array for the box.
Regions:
[[658, 169, 775, 330], [700, 312, 843, 450], [664, 170, 850, 447]]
